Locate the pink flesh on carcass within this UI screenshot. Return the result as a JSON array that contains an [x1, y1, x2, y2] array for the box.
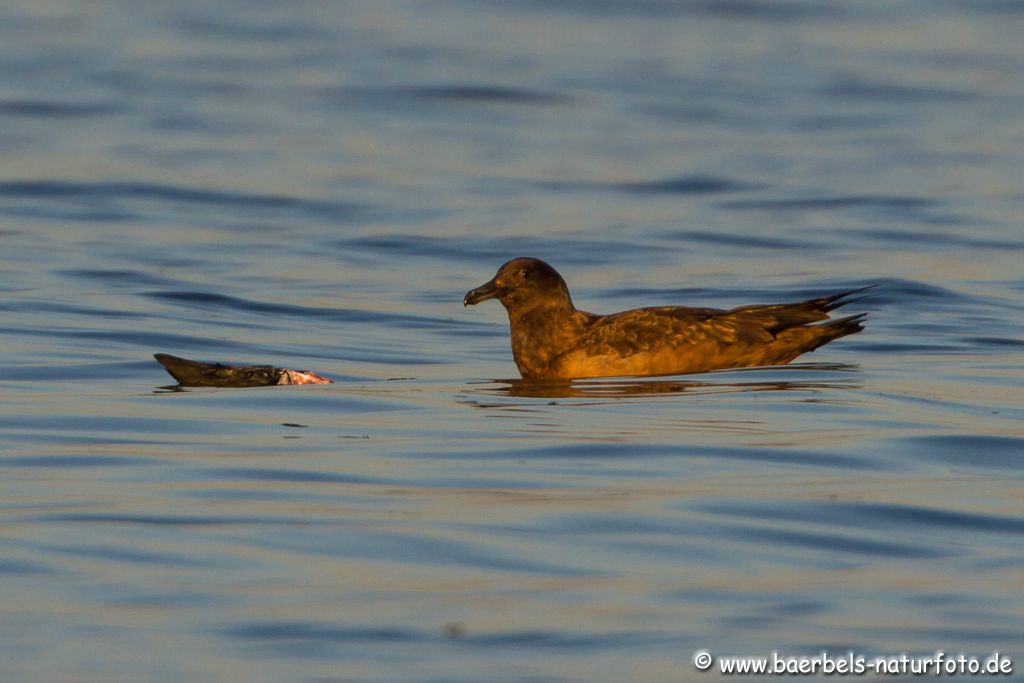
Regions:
[[276, 368, 333, 385]]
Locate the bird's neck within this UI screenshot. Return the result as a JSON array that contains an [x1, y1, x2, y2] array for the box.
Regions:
[[507, 303, 592, 379]]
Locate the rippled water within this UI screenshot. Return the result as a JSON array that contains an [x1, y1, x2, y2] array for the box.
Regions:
[[2, 2, 1023, 682]]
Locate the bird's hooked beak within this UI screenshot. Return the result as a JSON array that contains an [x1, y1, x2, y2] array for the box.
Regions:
[[463, 278, 505, 306]]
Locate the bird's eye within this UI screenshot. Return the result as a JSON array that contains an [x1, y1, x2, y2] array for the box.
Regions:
[[519, 269, 529, 279]]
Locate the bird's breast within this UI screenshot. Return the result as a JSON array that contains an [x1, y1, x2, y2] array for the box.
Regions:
[[508, 307, 590, 378]]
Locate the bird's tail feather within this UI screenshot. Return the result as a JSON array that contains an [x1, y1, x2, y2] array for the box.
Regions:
[[817, 284, 878, 312], [805, 312, 868, 351]]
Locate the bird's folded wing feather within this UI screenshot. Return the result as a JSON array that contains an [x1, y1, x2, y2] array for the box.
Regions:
[[566, 307, 774, 358]]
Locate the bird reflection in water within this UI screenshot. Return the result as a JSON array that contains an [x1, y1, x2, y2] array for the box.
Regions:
[[465, 363, 861, 401]]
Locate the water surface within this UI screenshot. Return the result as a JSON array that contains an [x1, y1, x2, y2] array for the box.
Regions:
[[1, 2, 1023, 682]]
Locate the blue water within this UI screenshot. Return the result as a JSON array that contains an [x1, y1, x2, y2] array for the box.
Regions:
[[2, 2, 1023, 682]]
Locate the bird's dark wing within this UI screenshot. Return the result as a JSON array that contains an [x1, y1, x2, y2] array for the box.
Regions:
[[569, 306, 774, 357], [727, 285, 875, 334]]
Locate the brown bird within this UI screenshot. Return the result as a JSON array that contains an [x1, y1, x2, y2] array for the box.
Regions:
[[463, 257, 869, 380]]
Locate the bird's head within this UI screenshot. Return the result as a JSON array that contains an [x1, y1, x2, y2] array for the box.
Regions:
[[463, 257, 573, 315]]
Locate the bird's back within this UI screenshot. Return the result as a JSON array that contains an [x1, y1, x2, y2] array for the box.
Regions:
[[542, 290, 867, 379]]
